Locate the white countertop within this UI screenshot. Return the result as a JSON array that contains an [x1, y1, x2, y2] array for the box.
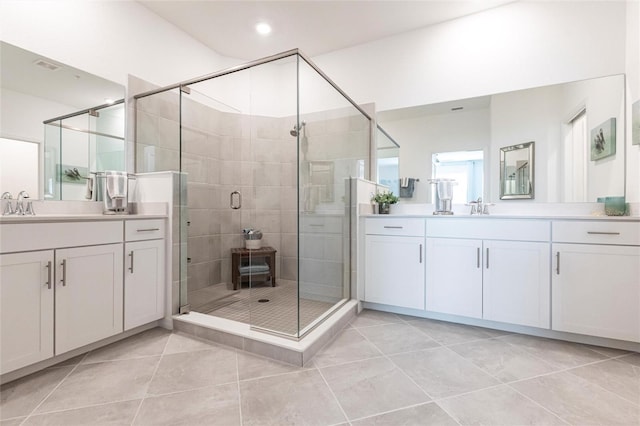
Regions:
[[0, 213, 167, 224], [362, 213, 640, 221]]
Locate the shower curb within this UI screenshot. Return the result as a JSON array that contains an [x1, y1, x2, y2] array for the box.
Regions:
[[172, 300, 358, 366]]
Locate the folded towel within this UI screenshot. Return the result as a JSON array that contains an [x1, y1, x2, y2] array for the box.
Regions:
[[401, 177, 409, 188], [238, 263, 270, 275], [85, 176, 94, 200], [106, 171, 127, 199], [399, 178, 416, 198]]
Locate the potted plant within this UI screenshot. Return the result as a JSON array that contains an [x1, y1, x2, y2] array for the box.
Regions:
[[371, 191, 399, 214]]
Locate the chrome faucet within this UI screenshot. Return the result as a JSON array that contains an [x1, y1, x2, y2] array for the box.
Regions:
[[1, 192, 14, 215], [467, 197, 493, 215], [16, 191, 35, 215]]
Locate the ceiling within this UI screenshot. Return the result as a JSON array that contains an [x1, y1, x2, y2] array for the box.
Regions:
[[139, 0, 515, 61], [1, 42, 124, 111]]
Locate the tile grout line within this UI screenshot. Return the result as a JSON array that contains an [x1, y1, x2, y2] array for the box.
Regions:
[[348, 327, 458, 421], [315, 361, 352, 425], [351, 326, 465, 426], [505, 383, 572, 425], [355, 317, 585, 425], [419, 339, 569, 424], [129, 333, 173, 425], [19, 351, 91, 423], [437, 338, 634, 423], [234, 351, 244, 426]]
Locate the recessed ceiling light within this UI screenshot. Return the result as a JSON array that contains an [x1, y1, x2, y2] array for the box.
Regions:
[[255, 22, 272, 36]]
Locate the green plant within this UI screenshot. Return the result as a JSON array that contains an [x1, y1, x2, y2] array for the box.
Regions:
[[371, 191, 399, 204]]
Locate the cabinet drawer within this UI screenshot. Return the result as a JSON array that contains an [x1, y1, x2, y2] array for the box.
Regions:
[[365, 218, 425, 236], [552, 221, 640, 245], [125, 219, 166, 241], [0, 221, 123, 253], [426, 218, 550, 242]]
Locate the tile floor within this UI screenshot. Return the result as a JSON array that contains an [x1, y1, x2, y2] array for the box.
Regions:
[[1, 309, 639, 425]]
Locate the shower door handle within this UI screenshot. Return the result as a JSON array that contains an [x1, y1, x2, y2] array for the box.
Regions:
[[230, 191, 242, 210]]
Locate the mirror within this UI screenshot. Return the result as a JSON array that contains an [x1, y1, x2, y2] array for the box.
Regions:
[[500, 142, 534, 199], [377, 74, 625, 203], [376, 125, 400, 195], [308, 161, 335, 204], [0, 41, 125, 200]]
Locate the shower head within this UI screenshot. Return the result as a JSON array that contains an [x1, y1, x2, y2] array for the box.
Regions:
[[290, 121, 306, 137]]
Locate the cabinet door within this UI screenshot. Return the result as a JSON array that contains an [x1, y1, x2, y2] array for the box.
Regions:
[[426, 238, 482, 318], [0, 251, 54, 374], [55, 244, 124, 354], [552, 243, 640, 342], [483, 240, 550, 328], [124, 239, 165, 330], [365, 235, 425, 310]]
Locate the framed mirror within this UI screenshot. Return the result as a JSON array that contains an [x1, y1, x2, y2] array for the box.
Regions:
[[500, 141, 534, 199]]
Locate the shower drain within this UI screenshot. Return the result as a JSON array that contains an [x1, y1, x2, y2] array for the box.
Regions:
[[258, 299, 270, 303]]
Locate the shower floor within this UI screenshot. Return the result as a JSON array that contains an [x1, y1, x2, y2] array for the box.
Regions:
[[190, 280, 336, 336]]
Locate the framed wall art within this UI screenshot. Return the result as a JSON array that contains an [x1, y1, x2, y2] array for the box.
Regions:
[[590, 117, 616, 161]]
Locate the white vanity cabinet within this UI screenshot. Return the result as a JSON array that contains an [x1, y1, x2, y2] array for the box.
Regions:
[[55, 244, 124, 354], [426, 219, 551, 328], [552, 221, 640, 342], [0, 250, 54, 374], [124, 219, 166, 330], [364, 218, 426, 310], [0, 217, 167, 376]]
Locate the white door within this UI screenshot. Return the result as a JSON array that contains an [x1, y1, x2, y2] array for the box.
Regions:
[[483, 240, 550, 328], [124, 239, 165, 330], [552, 243, 640, 342], [55, 244, 123, 354], [365, 235, 425, 310], [0, 250, 54, 374], [426, 238, 482, 318]]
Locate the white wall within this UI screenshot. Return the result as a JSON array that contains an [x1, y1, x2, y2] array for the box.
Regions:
[[0, 0, 241, 89], [314, 1, 627, 111]]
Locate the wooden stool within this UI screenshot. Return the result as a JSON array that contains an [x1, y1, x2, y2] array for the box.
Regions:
[[231, 246, 277, 290]]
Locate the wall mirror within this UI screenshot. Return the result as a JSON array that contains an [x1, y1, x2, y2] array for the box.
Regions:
[[0, 41, 125, 201], [500, 141, 534, 199], [377, 73, 625, 203]]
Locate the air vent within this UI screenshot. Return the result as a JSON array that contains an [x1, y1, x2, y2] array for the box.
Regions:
[[33, 59, 60, 71]]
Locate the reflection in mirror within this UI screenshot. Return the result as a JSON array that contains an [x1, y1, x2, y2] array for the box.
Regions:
[[0, 137, 39, 196], [376, 125, 400, 196], [43, 100, 125, 200], [432, 150, 483, 204], [500, 142, 534, 199], [0, 41, 125, 200], [377, 74, 625, 203], [308, 161, 335, 207]]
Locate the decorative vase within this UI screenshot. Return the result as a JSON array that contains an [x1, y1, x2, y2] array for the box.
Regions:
[[378, 202, 390, 214]]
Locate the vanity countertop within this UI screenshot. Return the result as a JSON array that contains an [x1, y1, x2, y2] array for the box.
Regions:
[[361, 213, 640, 221], [0, 213, 168, 224]]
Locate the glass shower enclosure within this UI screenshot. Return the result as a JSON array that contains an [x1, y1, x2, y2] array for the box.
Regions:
[[135, 50, 371, 339]]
